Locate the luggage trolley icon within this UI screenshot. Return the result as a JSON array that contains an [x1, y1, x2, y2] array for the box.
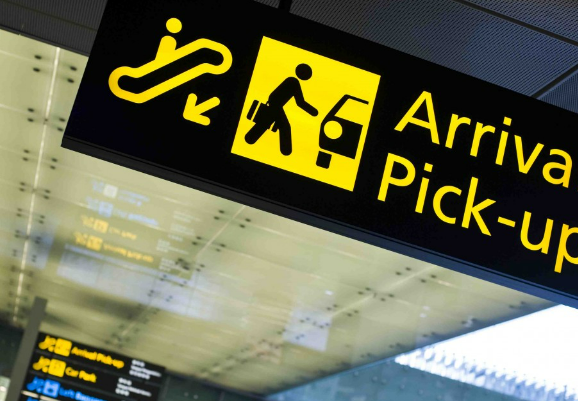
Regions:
[[317, 95, 369, 169]]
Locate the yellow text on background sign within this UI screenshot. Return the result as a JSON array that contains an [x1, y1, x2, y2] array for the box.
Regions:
[[32, 355, 98, 383], [33, 355, 66, 377], [232, 37, 380, 191], [38, 334, 72, 356]]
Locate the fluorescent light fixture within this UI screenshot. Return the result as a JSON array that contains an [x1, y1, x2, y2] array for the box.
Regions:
[[396, 305, 578, 399]]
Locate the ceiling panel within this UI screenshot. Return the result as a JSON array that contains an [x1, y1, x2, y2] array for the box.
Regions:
[[465, 0, 578, 43], [0, 0, 97, 55], [291, 0, 578, 95], [541, 71, 578, 114], [12, 0, 106, 30]]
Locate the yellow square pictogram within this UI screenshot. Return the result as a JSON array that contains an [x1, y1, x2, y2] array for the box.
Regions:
[[86, 236, 103, 251], [32, 355, 51, 372], [54, 338, 72, 356], [93, 219, 109, 234], [232, 37, 380, 191], [48, 358, 66, 377]]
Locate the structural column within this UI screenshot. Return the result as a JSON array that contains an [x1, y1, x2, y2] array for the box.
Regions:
[[6, 297, 47, 401]]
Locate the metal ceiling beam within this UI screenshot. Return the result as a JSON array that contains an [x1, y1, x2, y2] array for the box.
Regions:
[[450, 0, 578, 47], [533, 63, 578, 99], [449, 0, 578, 102]]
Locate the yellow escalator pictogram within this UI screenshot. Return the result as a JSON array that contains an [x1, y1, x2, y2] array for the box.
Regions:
[[108, 18, 233, 125]]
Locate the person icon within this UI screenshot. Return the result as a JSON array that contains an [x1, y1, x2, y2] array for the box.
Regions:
[[155, 18, 182, 62], [245, 63, 318, 156]]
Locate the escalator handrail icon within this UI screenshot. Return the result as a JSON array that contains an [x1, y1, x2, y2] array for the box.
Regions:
[[109, 38, 233, 104]]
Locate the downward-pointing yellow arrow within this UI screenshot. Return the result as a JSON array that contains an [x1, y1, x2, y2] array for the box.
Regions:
[[183, 94, 220, 126]]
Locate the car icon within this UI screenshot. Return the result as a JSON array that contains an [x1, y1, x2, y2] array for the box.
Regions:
[[317, 95, 369, 169]]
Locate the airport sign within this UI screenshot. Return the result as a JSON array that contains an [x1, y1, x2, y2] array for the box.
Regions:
[[64, 0, 578, 307]]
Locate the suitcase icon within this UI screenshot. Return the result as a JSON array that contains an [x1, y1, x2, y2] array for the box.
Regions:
[[246, 100, 278, 131]]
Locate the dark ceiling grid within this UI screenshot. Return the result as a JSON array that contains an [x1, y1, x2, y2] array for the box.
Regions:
[[0, 0, 100, 55], [452, 0, 578, 48], [461, 0, 578, 44], [10, 0, 105, 30], [447, 0, 578, 114], [540, 71, 578, 115], [533, 63, 578, 99], [291, 0, 578, 97]]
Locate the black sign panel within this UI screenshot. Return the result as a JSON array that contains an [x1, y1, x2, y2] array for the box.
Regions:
[[63, 0, 578, 307], [19, 332, 164, 401]]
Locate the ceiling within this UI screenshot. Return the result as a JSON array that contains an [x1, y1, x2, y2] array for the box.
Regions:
[[0, 0, 576, 397]]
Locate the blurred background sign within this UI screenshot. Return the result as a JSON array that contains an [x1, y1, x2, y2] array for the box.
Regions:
[[19, 332, 164, 401]]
